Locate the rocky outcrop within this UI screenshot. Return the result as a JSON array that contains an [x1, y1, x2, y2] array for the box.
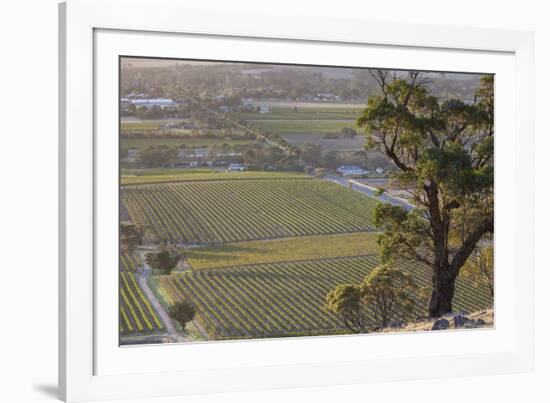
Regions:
[[381, 308, 493, 333], [431, 318, 450, 330]]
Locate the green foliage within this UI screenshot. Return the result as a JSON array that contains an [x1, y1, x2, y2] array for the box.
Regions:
[[135, 145, 179, 168], [340, 127, 357, 138], [357, 70, 494, 316], [299, 142, 322, 164], [373, 205, 432, 265], [326, 265, 418, 331], [145, 246, 181, 275], [325, 284, 369, 333], [361, 265, 417, 328], [460, 245, 494, 297], [120, 223, 144, 253], [168, 300, 196, 330]]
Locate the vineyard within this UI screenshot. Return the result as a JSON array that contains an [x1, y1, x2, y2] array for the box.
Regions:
[[119, 173, 493, 342], [122, 178, 379, 244], [185, 232, 379, 270], [119, 253, 164, 335], [155, 255, 493, 340]]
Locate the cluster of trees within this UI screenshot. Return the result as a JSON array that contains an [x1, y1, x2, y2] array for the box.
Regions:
[[121, 62, 485, 107], [326, 70, 494, 324], [325, 265, 417, 332], [120, 223, 145, 253], [121, 63, 374, 102], [244, 147, 303, 171], [134, 105, 167, 120], [299, 143, 394, 171], [323, 127, 357, 140], [361, 71, 494, 317], [145, 244, 182, 275], [168, 301, 196, 331], [135, 145, 179, 168]]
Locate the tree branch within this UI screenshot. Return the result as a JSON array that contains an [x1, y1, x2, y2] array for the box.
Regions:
[[449, 216, 494, 278]]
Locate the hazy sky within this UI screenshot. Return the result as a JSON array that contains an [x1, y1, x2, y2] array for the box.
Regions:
[[120, 57, 484, 80]]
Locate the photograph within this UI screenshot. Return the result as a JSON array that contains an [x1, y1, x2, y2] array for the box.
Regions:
[[118, 57, 494, 345], [2, 0, 546, 401]]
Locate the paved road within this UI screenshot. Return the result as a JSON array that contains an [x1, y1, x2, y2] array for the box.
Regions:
[[325, 175, 414, 211]]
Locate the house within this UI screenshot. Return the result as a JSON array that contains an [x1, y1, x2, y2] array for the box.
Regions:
[[336, 165, 367, 176], [130, 98, 176, 109], [375, 167, 385, 174], [259, 106, 271, 114], [227, 163, 247, 172]]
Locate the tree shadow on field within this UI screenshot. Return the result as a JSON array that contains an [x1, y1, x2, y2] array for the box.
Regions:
[[33, 384, 58, 400]]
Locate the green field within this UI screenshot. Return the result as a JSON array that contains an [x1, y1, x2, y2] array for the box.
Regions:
[[156, 255, 493, 340], [246, 119, 357, 136], [236, 105, 360, 140], [235, 105, 363, 152], [235, 106, 361, 121], [121, 121, 164, 132], [119, 253, 164, 335], [121, 137, 254, 149], [186, 232, 379, 270], [122, 178, 379, 244], [121, 169, 309, 185]]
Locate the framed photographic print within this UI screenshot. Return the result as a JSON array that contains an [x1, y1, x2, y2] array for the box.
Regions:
[[59, 0, 534, 401]]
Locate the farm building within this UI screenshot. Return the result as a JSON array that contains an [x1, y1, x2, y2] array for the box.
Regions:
[[227, 163, 247, 172], [129, 98, 177, 109], [336, 165, 368, 176], [259, 106, 271, 114]]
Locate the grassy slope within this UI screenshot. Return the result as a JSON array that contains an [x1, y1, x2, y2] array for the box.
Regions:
[[186, 232, 379, 270]]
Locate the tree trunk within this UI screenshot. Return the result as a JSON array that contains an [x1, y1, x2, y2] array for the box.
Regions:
[[428, 269, 456, 317], [427, 216, 494, 317]]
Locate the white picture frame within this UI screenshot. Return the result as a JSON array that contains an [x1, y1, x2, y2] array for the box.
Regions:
[[59, 0, 534, 401]]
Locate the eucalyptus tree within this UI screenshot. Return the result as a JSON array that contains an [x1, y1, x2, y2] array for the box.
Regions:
[[358, 70, 494, 317]]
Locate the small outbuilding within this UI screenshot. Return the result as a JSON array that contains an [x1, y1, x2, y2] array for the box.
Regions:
[[227, 163, 247, 172], [336, 165, 367, 176]]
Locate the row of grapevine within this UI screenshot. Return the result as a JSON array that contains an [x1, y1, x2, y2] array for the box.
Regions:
[[119, 253, 164, 335], [158, 256, 494, 340], [122, 178, 380, 244], [120, 252, 141, 273]]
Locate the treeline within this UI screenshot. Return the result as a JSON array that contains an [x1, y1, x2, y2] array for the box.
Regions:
[[121, 62, 484, 105]]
